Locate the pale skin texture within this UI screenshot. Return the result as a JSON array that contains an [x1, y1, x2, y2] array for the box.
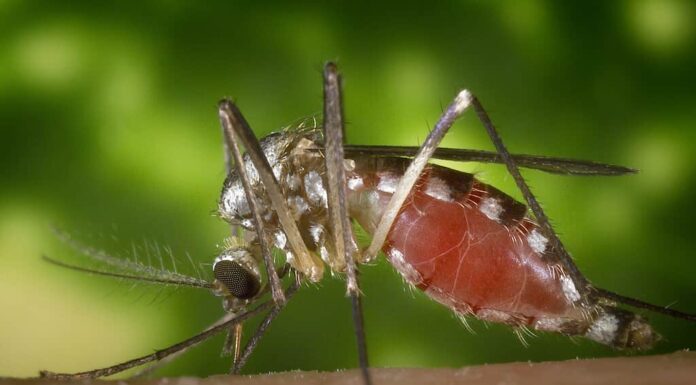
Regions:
[[3, 352, 694, 385]]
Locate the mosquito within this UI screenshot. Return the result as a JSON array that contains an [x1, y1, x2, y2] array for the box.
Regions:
[[40, 62, 695, 383]]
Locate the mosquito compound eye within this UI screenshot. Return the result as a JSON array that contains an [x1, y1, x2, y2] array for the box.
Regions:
[[213, 260, 260, 299]]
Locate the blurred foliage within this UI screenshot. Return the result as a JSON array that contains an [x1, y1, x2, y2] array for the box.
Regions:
[[1, 0, 695, 379]]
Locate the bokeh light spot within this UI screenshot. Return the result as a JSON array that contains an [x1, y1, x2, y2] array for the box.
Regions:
[[627, 130, 687, 197], [13, 24, 85, 90], [97, 113, 219, 201], [95, 53, 153, 119], [625, 0, 693, 56], [381, 50, 442, 145]]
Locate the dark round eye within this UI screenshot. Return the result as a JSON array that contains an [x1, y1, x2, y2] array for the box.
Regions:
[[214, 260, 260, 299]]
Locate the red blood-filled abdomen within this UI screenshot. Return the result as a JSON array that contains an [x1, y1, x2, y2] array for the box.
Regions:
[[347, 159, 575, 323], [385, 189, 572, 319]]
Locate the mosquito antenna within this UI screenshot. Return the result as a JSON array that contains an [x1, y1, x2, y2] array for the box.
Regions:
[[51, 227, 210, 289], [42, 255, 214, 290], [40, 279, 300, 380], [592, 287, 696, 322]]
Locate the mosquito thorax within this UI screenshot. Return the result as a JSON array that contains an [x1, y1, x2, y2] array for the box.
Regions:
[[219, 131, 297, 222], [217, 126, 349, 274], [213, 248, 262, 311]]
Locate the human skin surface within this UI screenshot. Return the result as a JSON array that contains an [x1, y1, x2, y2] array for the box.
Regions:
[[2, 351, 694, 385]]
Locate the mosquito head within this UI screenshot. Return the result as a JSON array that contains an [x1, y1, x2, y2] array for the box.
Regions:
[[212, 247, 261, 311]]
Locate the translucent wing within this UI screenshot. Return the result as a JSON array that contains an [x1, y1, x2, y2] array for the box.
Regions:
[[343, 145, 637, 176]]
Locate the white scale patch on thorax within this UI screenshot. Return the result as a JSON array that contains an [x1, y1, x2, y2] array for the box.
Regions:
[[304, 171, 328, 207], [274, 230, 287, 250], [309, 223, 325, 244], [220, 132, 293, 220], [253, 134, 286, 180], [377, 174, 399, 194], [424, 176, 453, 202], [527, 229, 548, 254], [287, 195, 309, 218], [272, 163, 284, 180], [347, 175, 364, 190], [585, 313, 619, 345], [221, 181, 250, 217], [286, 173, 301, 191], [479, 197, 503, 221]]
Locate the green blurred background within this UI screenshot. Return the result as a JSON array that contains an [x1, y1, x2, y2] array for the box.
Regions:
[[1, 0, 695, 379]]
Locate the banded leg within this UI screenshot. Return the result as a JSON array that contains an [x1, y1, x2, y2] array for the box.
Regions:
[[322, 62, 372, 385]]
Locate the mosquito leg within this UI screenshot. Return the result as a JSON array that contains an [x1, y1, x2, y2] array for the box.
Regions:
[[365, 90, 474, 261], [221, 108, 241, 240], [221, 123, 234, 176], [466, 96, 591, 299], [131, 312, 239, 378], [591, 287, 696, 321], [39, 281, 300, 380], [322, 62, 372, 385], [323, 63, 358, 291], [219, 101, 324, 283], [219, 103, 286, 306]]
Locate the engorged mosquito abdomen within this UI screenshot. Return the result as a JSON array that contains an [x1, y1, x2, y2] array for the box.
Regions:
[[386, 186, 571, 318], [347, 158, 578, 326]]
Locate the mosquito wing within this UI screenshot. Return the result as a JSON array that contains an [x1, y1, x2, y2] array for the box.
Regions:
[[343, 145, 637, 176]]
